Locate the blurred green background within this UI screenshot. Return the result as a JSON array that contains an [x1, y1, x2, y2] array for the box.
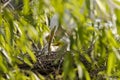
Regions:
[[1, 0, 120, 80]]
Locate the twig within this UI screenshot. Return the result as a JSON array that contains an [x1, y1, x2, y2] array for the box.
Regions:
[[1, 0, 12, 10]]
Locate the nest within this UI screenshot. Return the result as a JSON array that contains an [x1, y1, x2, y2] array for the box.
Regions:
[[18, 52, 64, 75]]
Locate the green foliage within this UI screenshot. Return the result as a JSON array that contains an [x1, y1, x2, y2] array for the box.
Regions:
[[1, 0, 120, 80]]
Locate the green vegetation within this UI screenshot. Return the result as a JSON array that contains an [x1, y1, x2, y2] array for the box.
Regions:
[[1, 0, 120, 80]]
